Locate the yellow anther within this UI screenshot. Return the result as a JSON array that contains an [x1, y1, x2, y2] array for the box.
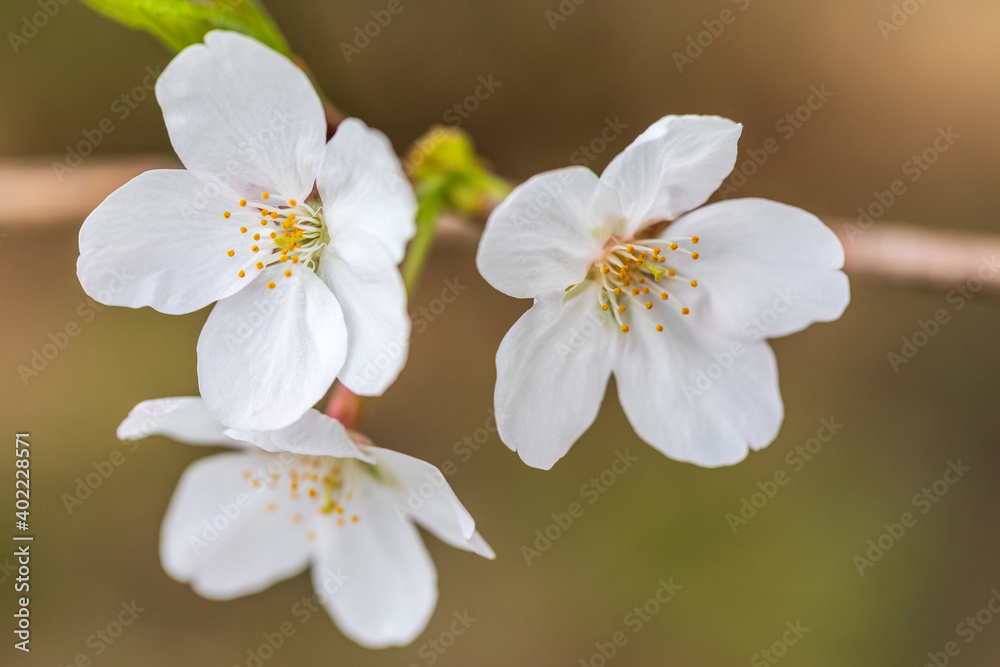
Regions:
[[307, 530, 317, 540], [270, 232, 277, 239], [661, 292, 669, 300], [337, 518, 346, 527], [256, 262, 264, 270], [270, 212, 278, 219], [632, 288, 640, 296], [291, 513, 302, 523], [266, 502, 276, 512], [690, 280, 698, 287], [691, 236, 699, 244], [645, 302, 653, 310], [351, 515, 359, 523], [223, 211, 231, 219], [654, 247, 661, 254], [626, 245, 635, 254], [262, 192, 270, 200], [284, 270, 292, 277], [691, 252, 700, 260], [240, 227, 247, 233], [238, 270, 245, 278], [253, 233, 260, 241], [289, 199, 297, 206], [260, 220, 268, 226], [291, 256, 299, 264], [681, 307, 690, 315], [252, 245, 259, 252], [621, 325, 630, 333], [670, 243, 678, 251], [227, 249, 235, 257], [239, 199, 247, 207], [614, 287, 621, 295], [668, 269, 677, 277], [655, 325, 664, 332], [267, 282, 276, 289], [642, 287, 650, 294], [242, 470, 251, 479], [618, 305, 625, 313], [602, 266, 610, 275], [638, 277, 646, 284], [280, 256, 288, 263], [601, 304, 609, 311]]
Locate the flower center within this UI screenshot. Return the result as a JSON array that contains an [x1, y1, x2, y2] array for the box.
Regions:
[[223, 191, 328, 289], [591, 234, 701, 334], [241, 453, 365, 540]]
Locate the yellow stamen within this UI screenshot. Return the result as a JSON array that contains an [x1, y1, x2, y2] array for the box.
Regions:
[[261, 192, 270, 200], [239, 199, 247, 207], [223, 211, 231, 219], [267, 282, 276, 289], [621, 325, 629, 333], [681, 307, 690, 315], [227, 249, 235, 257], [655, 325, 664, 332]]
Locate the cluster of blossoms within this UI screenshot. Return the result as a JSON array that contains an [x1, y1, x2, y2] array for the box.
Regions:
[[78, 30, 848, 649]]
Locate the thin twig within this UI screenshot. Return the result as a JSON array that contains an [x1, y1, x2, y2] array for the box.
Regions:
[[3, 156, 997, 295]]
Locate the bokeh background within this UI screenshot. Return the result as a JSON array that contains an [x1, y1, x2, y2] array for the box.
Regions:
[[3, 0, 1000, 665]]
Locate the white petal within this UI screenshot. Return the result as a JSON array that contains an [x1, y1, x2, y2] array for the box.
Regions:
[[494, 282, 616, 469], [316, 118, 417, 263], [197, 268, 347, 431], [78, 170, 255, 315], [368, 446, 494, 558], [317, 234, 409, 396], [600, 116, 741, 233], [665, 198, 850, 340], [476, 167, 621, 299], [313, 483, 437, 649], [612, 315, 783, 467], [224, 410, 373, 462], [118, 397, 245, 447], [160, 452, 313, 599], [156, 30, 325, 201]]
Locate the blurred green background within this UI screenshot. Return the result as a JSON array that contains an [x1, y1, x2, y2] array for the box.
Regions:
[[2, 0, 1000, 665]]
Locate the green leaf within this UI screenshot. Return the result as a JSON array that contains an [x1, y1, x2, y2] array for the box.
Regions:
[[79, 0, 290, 55]]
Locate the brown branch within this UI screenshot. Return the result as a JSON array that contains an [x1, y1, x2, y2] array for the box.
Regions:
[[3, 156, 997, 295]]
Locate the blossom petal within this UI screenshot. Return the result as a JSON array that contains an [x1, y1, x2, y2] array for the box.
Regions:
[[600, 116, 741, 233], [316, 234, 410, 396], [161, 452, 314, 599], [313, 484, 437, 649], [477, 167, 622, 299], [197, 268, 347, 431], [612, 315, 783, 467], [665, 198, 850, 340], [316, 118, 417, 263], [78, 170, 255, 315], [117, 397, 245, 447], [368, 447, 494, 558], [494, 282, 616, 469], [156, 30, 325, 201], [224, 410, 373, 462]]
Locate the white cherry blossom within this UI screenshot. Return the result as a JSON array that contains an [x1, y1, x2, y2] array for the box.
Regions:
[[476, 115, 850, 469]]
